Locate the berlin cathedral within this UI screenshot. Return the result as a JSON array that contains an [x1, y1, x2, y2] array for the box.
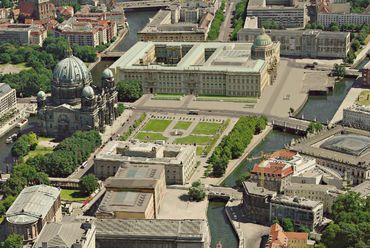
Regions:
[[37, 50, 118, 140]]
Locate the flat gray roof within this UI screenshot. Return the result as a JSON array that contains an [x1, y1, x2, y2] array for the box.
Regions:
[[95, 219, 208, 241], [350, 180, 370, 198], [98, 191, 153, 213], [6, 185, 60, 225], [110, 42, 266, 73], [0, 83, 13, 98]]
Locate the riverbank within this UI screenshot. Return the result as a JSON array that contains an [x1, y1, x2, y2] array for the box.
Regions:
[[217, 125, 272, 185]]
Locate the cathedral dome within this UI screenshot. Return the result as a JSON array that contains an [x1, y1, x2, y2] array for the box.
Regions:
[[52, 55, 92, 86], [102, 68, 114, 79], [253, 28, 272, 47], [81, 85, 95, 99]]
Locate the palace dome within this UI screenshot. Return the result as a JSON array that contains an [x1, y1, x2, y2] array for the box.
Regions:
[[253, 28, 272, 47], [81, 85, 95, 98], [102, 68, 114, 79], [37, 91, 46, 100], [52, 55, 92, 86]]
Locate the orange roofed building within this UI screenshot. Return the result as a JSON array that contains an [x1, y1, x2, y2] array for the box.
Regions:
[[266, 223, 315, 248]]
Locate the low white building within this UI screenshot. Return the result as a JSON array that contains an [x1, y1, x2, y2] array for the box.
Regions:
[[0, 83, 16, 119]]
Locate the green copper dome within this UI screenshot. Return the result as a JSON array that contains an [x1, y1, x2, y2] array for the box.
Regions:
[[37, 91, 46, 99], [253, 28, 272, 47], [81, 85, 95, 98], [52, 55, 92, 86], [102, 68, 114, 79]]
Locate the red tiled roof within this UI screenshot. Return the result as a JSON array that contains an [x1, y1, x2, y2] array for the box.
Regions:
[[251, 162, 293, 177], [285, 232, 309, 240], [267, 224, 288, 248], [269, 150, 297, 160]]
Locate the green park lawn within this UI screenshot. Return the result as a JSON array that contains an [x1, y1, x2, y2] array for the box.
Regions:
[[196, 146, 205, 156], [24, 145, 53, 161], [356, 90, 370, 106], [60, 189, 89, 202], [135, 132, 168, 142], [191, 122, 222, 135], [142, 119, 172, 132], [174, 135, 212, 145], [173, 121, 192, 130]]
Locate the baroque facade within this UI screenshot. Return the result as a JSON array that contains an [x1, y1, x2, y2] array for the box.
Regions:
[[37, 50, 118, 139], [110, 34, 279, 97]]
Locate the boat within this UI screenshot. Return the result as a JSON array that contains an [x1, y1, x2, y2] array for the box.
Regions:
[[124, 21, 129, 29], [215, 241, 222, 248], [16, 118, 28, 128], [6, 133, 18, 144]]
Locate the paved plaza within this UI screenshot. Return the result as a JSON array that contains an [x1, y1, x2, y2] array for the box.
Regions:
[[157, 188, 208, 220]]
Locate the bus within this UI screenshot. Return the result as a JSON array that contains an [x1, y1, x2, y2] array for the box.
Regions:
[[188, 110, 199, 115]]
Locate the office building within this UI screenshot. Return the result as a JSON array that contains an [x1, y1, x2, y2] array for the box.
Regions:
[[317, 12, 370, 27], [0, 24, 47, 46], [343, 104, 370, 131], [110, 38, 280, 97], [270, 196, 323, 230], [247, 4, 308, 28], [290, 126, 370, 185], [95, 219, 210, 248], [284, 183, 343, 213], [33, 219, 96, 248], [104, 164, 166, 218], [238, 28, 350, 59], [0, 84, 17, 119], [19, 0, 55, 20], [5, 185, 62, 243], [94, 140, 197, 185], [266, 223, 315, 248], [96, 191, 155, 219]]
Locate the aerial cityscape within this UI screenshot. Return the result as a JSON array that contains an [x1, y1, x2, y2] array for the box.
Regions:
[[0, 0, 369, 247]]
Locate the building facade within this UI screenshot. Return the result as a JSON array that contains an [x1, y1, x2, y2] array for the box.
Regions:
[[361, 62, 370, 85], [266, 223, 315, 248], [94, 141, 197, 185], [0, 83, 16, 119], [95, 219, 210, 248], [19, 0, 55, 20], [343, 105, 370, 131], [238, 28, 350, 59], [247, 5, 307, 28], [110, 39, 280, 97], [37, 52, 118, 140], [104, 164, 167, 218], [284, 183, 343, 213], [0, 24, 47, 46], [270, 196, 323, 230], [5, 185, 62, 243], [317, 13, 370, 27]]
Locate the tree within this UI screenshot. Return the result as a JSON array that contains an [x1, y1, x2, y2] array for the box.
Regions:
[[297, 225, 311, 233], [0, 0, 14, 8], [80, 174, 98, 195], [306, 121, 323, 134], [282, 218, 294, 232], [0, 53, 11, 64], [117, 103, 125, 115], [43, 36, 70, 60], [73, 45, 97, 62], [2, 234, 23, 248], [333, 63, 346, 78], [116, 80, 143, 102], [351, 39, 361, 51], [188, 180, 206, 201]]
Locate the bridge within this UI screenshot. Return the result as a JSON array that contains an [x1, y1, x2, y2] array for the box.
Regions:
[[207, 186, 242, 200], [117, 0, 177, 10], [270, 117, 312, 135], [100, 51, 125, 60]]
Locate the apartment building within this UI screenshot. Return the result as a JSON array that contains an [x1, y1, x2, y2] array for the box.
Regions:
[[0, 84, 16, 119], [0, 24, 47, 46], [19, 0, 55, 20], [318, 12, 370, 27]]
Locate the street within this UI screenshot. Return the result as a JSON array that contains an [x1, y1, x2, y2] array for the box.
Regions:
[[218, 0, 236, 41]]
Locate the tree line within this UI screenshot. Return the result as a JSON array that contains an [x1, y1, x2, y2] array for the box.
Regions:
[[207, 0, 226, 40], [208, 116, 267, 177], [230, 0, 247, 40], [11, 132, 38, 157]]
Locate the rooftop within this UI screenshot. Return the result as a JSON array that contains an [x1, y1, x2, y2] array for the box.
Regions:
[[110, 42, 266, 73], [95, 140, 195, 167], [350, 180, 370, 198], [271, 195, 323, 209], [95, 219, 208, 241], [33, 219, 94, 248], [239, 28, 350, 39], [0, 83, 14, 98], [97, 191, 153, 213], [243, 181, 277, 197], [104, 164, 164, 189], [6, 185, 60, 225], [285, 183, 343, 194]]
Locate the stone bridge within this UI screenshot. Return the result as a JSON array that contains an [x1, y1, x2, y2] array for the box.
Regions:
[[117, 0, 177, 10], [207, 186, 242, 200]]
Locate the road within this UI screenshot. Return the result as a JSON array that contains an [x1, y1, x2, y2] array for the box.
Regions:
[[218, 1, 235, 41]]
